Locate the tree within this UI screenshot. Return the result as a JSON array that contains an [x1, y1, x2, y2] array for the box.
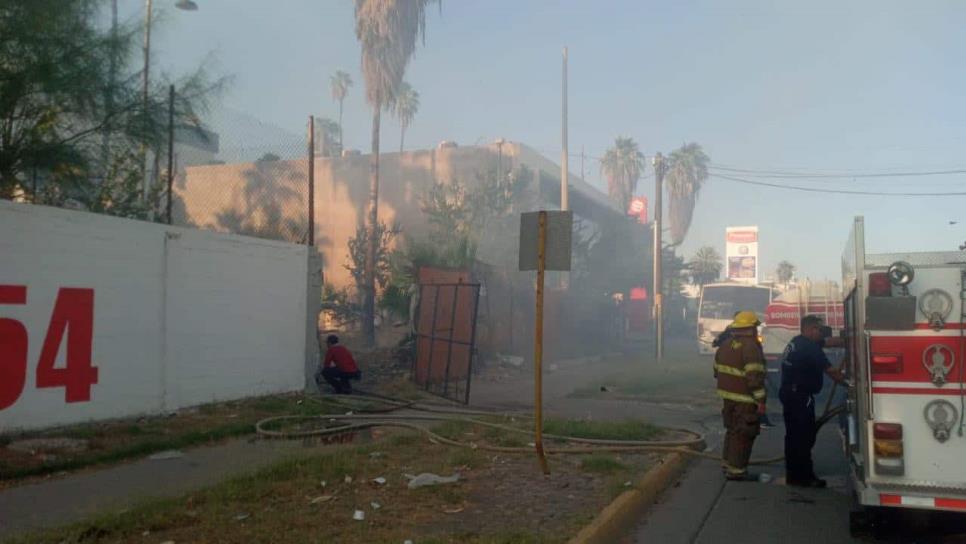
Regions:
[[392, 81, 419, 153], [0, 0, 221, 213], [600, 137, 645, 213], [354, 0, 437, 345], [688, 246, 723, 286], [776, 260, 796, 286], [665, 142, 710, 245], [329, 70, 352, 151]]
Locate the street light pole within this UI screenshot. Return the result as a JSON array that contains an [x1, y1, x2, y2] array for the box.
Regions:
[[141, 0, 153, 201]]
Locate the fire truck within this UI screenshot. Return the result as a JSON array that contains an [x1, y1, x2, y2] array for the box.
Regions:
[[842, 216, 966, 533], [761, 280, 845, 361]]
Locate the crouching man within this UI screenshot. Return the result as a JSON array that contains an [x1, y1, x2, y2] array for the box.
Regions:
[[316, 335, 361, 394]]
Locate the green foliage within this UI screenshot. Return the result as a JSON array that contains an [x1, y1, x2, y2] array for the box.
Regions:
[[688, 246, 722, 286], [0, 0, 224, 214], [345, 221, 401, 291], [776, 260, 796, 285], [600, 137, 646, 213], [666, 142, 710, 245], [322, 283, 362, 326]]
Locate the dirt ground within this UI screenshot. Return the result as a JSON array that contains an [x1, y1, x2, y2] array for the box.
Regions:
[[12, 421, 661, 544]]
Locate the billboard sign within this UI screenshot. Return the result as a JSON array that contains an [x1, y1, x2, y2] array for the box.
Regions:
[[726, 226, 759, 284]]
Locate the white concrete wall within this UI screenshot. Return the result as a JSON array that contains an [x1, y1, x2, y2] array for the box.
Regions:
[[0, 200, 314, 431]]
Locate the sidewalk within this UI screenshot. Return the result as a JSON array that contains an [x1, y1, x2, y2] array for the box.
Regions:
[[0, 438, 342, 540], [629, 410, 855, 544]]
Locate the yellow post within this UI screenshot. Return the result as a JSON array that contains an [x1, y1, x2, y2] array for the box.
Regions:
[[534, 211, 550, 475]]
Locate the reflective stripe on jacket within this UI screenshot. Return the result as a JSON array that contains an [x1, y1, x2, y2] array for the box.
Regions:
[[714, 328, 766, 404]]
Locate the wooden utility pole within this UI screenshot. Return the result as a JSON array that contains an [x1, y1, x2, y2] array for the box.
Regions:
[[653, 153, 666, 360], [534, 211, 550, 475]]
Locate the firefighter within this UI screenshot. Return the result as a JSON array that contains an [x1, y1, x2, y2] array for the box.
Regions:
[[779, 315, 846, 487], [715, 310, 767, 481]]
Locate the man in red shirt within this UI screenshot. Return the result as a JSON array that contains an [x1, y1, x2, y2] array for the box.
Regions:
[[316, 335, 361, 394]]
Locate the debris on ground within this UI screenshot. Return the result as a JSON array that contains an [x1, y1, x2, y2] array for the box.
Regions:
[[234, 513, 250, 521], [310, 495, 335, 504], [499, 354, 525, 368], [405, 472, 460, 489], [371, 477, 387, 486], [370, 501, 381, 510], [352, 510, 365, 521], [148, 450, 185, 461], [344, 475, 353, 484]]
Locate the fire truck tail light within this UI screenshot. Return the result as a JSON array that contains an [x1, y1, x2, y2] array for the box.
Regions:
[[871, 353, 903, 374], [869, 272, 892, 296], [874, 423, 903, 440], [873, 423, 905, 475]]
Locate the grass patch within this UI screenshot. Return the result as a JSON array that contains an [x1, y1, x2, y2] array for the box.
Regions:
[[579, 455, 627, 474], [0, 394, 346, 482], [543, 418, 660, 441]]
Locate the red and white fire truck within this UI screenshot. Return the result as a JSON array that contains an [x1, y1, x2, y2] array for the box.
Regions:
[[842, 216, 966, 532], [761, 280, 845, 361]]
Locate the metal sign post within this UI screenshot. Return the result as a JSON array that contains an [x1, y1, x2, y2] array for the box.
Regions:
[[520, 210, 572, 475]]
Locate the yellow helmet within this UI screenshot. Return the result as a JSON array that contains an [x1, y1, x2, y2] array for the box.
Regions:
[[730, 310, 761, 329]]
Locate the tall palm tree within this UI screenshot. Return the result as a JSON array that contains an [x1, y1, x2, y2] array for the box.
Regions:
[[329, 70, 353, 151], [665, 142, 709, 246], [600, 137, 645, 213], [392, 81, 419, 153], [776, 260, 796, 287], [354, 0, 436, 345], [688, 246, 722, 286]]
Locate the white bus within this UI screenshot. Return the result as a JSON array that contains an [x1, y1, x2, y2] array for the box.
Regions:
[[697, 282, 773, 354]]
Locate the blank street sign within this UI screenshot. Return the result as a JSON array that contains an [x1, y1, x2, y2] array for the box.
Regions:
[[519, 210, 573, 271]]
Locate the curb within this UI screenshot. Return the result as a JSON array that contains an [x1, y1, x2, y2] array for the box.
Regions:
[[567, 452, 692, 544]]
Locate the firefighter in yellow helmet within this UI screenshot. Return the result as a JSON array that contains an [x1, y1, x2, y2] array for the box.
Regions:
[[714, 310, 767, 481]]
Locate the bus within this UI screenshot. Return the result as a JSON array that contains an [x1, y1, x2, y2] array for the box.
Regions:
[[697, 282, 773, 354]]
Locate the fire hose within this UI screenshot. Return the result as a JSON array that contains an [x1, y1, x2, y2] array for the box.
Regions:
[[253, 389, 846, 464]]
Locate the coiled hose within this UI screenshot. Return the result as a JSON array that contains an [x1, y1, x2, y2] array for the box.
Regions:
[[254, 389, 845, 464]]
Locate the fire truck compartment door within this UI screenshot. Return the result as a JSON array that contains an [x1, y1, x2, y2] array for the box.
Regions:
[[866, 296, 917, 330]]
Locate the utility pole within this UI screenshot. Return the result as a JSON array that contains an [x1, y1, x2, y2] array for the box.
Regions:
[[166, 85, 174, 225], [560, 47, 568, 211], [652, 153, 666, 360], [141, 0, 153, 202], [308, 115, 315, 246]]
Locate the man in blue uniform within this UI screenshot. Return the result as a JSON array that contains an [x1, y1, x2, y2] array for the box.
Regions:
[[779, 315, 845, 487]]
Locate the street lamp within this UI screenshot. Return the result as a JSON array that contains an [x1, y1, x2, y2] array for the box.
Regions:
[[140, 0, 199, 200]]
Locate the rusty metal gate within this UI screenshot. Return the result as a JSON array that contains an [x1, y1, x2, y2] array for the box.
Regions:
[[413, 282, 481, 404]]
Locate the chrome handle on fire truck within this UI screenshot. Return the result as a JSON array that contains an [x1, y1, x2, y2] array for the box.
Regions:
[[864, 330, 874, 419]]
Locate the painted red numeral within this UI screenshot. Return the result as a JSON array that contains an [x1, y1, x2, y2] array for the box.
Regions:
[[0, 286, 28, 410], [36, 288, 98, 403]]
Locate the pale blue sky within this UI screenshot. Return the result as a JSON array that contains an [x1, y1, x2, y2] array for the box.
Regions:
[[124, 0, 966, 280]]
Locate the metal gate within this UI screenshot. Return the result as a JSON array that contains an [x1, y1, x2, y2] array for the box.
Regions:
[[413, 282, 481, 404]]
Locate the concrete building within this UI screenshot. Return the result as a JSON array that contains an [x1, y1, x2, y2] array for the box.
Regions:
[[173, 141, 621, 289]]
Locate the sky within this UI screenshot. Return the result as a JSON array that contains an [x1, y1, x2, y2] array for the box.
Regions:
[[119, 0, 966, 281]]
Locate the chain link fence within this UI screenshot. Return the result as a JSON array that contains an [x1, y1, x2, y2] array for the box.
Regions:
[[170, 107, 314, 245]]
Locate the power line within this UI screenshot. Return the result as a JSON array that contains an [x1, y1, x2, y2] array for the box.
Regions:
[[709, 164, 966, 179], [712, 173, 966, 197]]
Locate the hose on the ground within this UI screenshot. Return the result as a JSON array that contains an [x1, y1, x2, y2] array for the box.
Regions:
[[257, 389, 846, 465]]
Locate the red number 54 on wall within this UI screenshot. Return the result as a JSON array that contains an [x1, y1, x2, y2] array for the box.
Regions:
[[0, 285, 98, 410]]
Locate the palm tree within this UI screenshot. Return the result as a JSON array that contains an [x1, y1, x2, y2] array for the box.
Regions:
[[330, 70, 353, 151], [600, 137, 645, 213], [354, 0, 436, 345], [776, 260, 796, 287], [688, 246, 722, 286], [665, 142, 709, 246], [392, 81, 419, 153]]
